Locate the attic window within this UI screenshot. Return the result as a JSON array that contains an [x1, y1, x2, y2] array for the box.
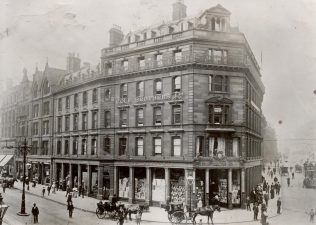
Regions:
[[135, 35, 140, 42], [143, 33, 147, 40], [127, 36, 131, 43], [151, 31, 157, 38], [169, 26, 175, 34], [188, 22, 193, 29]]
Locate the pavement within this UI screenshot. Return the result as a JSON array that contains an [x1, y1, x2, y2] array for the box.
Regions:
[[12, 168, 282, 224]]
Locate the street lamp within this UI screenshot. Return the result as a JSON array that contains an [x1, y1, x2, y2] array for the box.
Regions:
[[0, 193, 9, 225], [186, 175, 194, 217]]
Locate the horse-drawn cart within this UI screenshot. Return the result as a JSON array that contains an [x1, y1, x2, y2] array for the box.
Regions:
[[166, 202, 188, 224]]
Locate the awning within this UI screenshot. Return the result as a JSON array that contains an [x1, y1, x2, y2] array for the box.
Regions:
[[0, 155, 14, 167]]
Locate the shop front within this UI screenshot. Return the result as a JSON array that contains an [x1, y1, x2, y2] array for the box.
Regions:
[[170, 168, 185, 203], [134, 167, 146, 201], [152, 168, 165, 203], [118, 166, 129, 199]]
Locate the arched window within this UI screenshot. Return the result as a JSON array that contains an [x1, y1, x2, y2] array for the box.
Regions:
[[154, 79, 162, 94], [43, 79, 50, 95], [92, 88, 98, 103], [105, 89, 111, 100], [33, 84, 38, 98], [120, 83, 128, 98], [136, 81, 144, 97]]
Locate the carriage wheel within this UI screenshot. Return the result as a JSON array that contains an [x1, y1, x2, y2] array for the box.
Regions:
[[171, 211, 187, 224], [96, 208, 105, 219]]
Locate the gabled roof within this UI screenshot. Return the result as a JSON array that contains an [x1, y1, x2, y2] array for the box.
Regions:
[[44, 67, 67, 87], [204, 4, 231, 16], [205, 96, 233, 104]]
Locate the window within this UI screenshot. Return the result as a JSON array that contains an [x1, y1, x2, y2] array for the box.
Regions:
[[153, 107, 162, 125], [119, 138, 127, 155], [120, 110, 127, 127], [208, 137, 226, 157], [172, 137, 181, 156], [42, 141, 49, 155], [156, 54, 163, 66], [58, 98, 62, 111], [136, 81, 144, 97], [65, 116, 70, 131], [64, 140, 69, 155], [66, 96, 70, 109], [43, 79, 50, 95], [32, 122, 39, 135], [57, 117, 62, 133], [122, 60, 129, 71], [209, 75, 228, 92], [82, 91, 87, 106], [136, 108, 144, 126], [196, 136, 204, 157], [31, 141, 38, 155], [135, 35, 140, 42], [105, 89, 111, 99], [136, 137, 144, 156], [151, 31, 157, 38], [143, 32, 147, 40], [209, 105, 230, 125], [105, 63, 112, 75], [208, 49, 228, 64], [74, 94, 78, 108], [172, 105, 181, 124], [33, 84, 38, 98], [82, 113, 88, 130], [153, 137, 162, 155], [73, 114, 78, 131], [120, 84, 128, 98], [154, 79, 162, 94], [92, 111, 98, 129], [91, 138, 97, 155], [81, 139, 87, 155], [104, 138, 111, 153], [173, 76, 181, 92], [105, 111, 111, 128], [57, 140, 62, 155], [72, 139, 78, 155], [33, 104, 39, 118], [43, 101, 50, 115], [92, 88, 98, 103], [43, 120, 49, 135], [138, 57, 145, 69], [174, 50, 182, 63]]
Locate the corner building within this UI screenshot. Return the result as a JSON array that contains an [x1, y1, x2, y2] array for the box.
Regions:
[[55, 3, 264, 209]]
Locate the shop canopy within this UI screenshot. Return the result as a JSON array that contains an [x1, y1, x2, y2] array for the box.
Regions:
[[0, 155, 14, 167]]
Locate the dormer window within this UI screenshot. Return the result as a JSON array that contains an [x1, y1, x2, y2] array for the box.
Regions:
[[105, 62, 112, 75], [127, 36, 131, 43], [151, 31, 157, 38], [169, 26, 175, 34], [188, 22, 193, 29], [143, 32, 147, 40], [43, 79, 50, 95], [135, 35, 140, 42]]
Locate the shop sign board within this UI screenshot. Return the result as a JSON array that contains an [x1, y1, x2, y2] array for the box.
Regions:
[[109, 92, 184, 104]]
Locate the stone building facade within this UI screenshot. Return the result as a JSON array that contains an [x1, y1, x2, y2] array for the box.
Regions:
[[1, 3, 264, 209]]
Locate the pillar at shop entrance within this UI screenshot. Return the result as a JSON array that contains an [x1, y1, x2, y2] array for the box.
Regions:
[[228, 169, 232, 209], [241, 168, 246, 209], [205, 169, 210, 206], [145, 167, 152, 204], [164, 168, 170, 204], [129, 167, 135, 203], [97, 166, 104, 200]]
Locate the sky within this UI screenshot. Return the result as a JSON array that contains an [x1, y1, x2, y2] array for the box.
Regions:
[[0, 0, 316, 162]]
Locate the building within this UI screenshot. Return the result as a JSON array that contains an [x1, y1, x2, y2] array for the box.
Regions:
[[0, 2, 264, 209]]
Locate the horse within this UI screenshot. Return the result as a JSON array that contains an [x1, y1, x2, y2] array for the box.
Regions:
[[192, 205, 221, 225], [125, 204, 143, 220]]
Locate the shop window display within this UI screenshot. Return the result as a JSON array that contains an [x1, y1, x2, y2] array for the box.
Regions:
[[119, 167, 129, 198], [232, 170, 241, 205], [170, 169, 185, 203], [152, 168, 165, 202], [135, 168, 146, 200], [195, 175, 205, 207]]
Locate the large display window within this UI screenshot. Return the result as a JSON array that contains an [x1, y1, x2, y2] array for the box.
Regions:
[[170, 169, 185, 203], [232, 170, 241, 205], [195, 170, 205, 207], [135, 168, 146, 200], [209, 169, 227, 205], [152, 168, 165, 202], [119, 167, 129, 198]]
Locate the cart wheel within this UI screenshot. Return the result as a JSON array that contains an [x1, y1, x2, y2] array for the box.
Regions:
[[171, 211, 186, 224], [96, 208, 105, 219]]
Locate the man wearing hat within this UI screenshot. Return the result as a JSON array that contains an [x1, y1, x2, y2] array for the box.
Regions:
[[31, 203, 39, 223]]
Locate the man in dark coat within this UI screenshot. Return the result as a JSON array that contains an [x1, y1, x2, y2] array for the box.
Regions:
[[32, 203, 39, 223], [78, 185, 82, 197], [264, 191, 269, 207], [277, 197, 281, 214], [67, 201, 74, 218]]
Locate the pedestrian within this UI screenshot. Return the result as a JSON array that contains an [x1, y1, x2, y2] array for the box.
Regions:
[[65, 185, 70, 197], [292, 172, 294, 179], [31, 203, 39, 224], [264, 191, 269, 207], [287, 177, 290, 187], [67, 201, 74, 218], [81, 186, 85, 198], [118, 205, 125, 225], [306, 209, 315, 223], [246, 195, 251, 211], [52, 182, 56, 194], [47, 185, 51, 196], [42, 186, 45, 197], [270, 186, 274, 199], [2, 182, 6, 193], [277, 197, 281, 214], [261, 202, 267, 214], [253, 202, 259, 221], [261, 209, 268, 225], [78, 184, 82, 197], [67, 193, 73, 205], [135, 210, 142, 225]]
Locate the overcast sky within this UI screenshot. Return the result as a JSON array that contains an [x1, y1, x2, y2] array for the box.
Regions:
[[1, 0, 316, 162]]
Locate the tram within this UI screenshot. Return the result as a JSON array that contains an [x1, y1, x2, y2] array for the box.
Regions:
[[303, 161, 316, 189]]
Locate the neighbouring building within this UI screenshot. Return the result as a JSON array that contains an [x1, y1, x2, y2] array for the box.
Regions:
[[0, 2, 265, 209]]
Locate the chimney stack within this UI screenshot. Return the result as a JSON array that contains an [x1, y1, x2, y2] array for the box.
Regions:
[[172, 0, 187, 21], [109, 24, 124, 47], [67, 52, 81, 73]]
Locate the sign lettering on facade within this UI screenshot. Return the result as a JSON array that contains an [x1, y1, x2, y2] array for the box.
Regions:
[[110, 92, 184, 104]]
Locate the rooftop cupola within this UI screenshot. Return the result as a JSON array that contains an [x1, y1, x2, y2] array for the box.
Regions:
[[172, 0, 187, 21], [199, 4, 231, 32]]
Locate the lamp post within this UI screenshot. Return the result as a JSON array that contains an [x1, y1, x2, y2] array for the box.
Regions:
[[0, 193, 9, 225], [186, 175, 194, 217], [1, 138, 31, 216]]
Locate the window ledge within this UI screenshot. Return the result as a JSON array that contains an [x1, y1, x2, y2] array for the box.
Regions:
[[149, 129, 164, 133], [117, 105, 130, 109], [117, 130, 130, 134], [133, 103, 147, 107], [168, 128, 184, 133], [150, 102, 165, 106], [205, 127, 235, 132], [131, 129, 146, 134]]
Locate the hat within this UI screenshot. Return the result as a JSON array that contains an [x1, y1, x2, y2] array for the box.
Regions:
[[33, 203, 36, 206]]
